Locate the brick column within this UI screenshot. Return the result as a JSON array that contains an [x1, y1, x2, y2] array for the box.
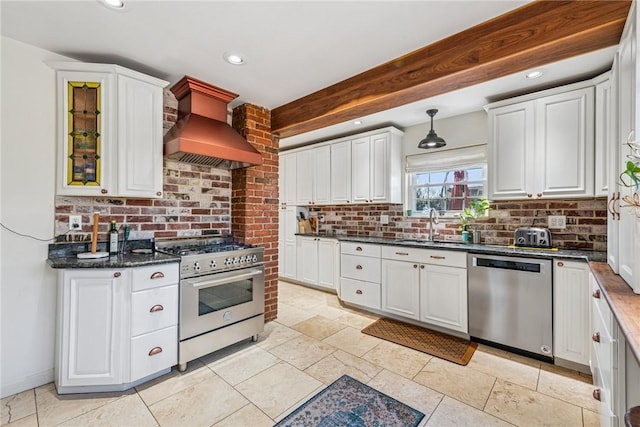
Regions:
[[231, 104, 279, 322]]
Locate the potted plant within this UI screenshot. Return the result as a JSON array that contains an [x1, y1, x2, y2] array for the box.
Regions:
[[458, 199, 491, 243]]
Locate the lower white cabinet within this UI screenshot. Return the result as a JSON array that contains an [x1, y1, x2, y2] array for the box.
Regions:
[[380, 246, 468, 333], [56, 262, 179, 393], [553, 259, 591, 368], [279, 206, 297, 280], [340, 242, 381, 309], [296, 236, 339, 290]]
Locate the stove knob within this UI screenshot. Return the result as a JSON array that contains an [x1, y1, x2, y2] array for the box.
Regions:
[[240, 256, 246, 263], [194, 262, 201, 271], [252, 255, 258, 262], [209, 260, 217, 268], [233, 257, 239, 264], [224, 258, 230, 265]]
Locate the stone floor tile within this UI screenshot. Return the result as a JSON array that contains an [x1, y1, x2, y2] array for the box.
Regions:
[[368, 369, 443, 418], [256, 321, 301, 351], [135, 360, 213, 407], [57, 393, 157, 427], [1, 389, 35, 425], [362, 340, 432, 379], [274, 302, 316, 326], [468, 350, 540, 390], [308, 303, 348, 320], [291, 314, 347, 340], [414, 357, 496, 410], [1, 414, 38, 427], [234, 362, 322, 419], [148, 372, 248, 426], [304, 349, 382, 385], [425, 396, 512, 426], [583, 408, 600, 427], [322, 326, 381, 357], [334, 311, 379, 329], [268, 334, 336, 370], [212, 403, 273, 427], [206, 346, 279, 385], [537, 369, 599, 412], [34, 383, 129, 427], [485, 379, 584, 427]]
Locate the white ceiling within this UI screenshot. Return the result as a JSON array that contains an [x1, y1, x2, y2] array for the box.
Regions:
[[1, 0, 618, 147]]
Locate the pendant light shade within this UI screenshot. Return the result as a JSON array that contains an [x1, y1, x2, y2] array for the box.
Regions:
[[418, 109, 446, 149]]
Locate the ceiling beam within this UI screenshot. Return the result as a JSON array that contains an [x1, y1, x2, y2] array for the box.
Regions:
[[271, 0, 631, 139]]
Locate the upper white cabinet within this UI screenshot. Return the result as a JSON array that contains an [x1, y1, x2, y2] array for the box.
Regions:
[[296, 146, 331, 205], [50, 62, 168, 198], [280, 152, 297, 206], [486, 83, 594, 200], [330, 140, 352, 204], [352, 132, 402, 204], [594, 73, 612, 197]]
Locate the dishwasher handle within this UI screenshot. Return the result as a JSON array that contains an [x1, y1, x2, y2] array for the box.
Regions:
[[472, 256, 542, 273]]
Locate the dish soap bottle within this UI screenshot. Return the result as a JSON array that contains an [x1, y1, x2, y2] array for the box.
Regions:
[[108, 220, 119, 255]]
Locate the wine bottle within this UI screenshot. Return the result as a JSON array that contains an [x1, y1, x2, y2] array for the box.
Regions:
[[109, 220, 119, 255]]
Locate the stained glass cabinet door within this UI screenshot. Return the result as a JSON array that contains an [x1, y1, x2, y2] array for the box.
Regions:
[[55, 71, 114, 196]]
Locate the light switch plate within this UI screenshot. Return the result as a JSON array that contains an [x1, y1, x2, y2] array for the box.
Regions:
[[69, 215, 82, 230], [548, 215, 566, 229], [380, 215, 389, 225]]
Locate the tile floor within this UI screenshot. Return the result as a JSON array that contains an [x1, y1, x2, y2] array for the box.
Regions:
[[2, 281, 600, 427]]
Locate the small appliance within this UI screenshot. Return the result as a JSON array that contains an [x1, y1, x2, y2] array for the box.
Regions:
[[514, 227, 552, 248]]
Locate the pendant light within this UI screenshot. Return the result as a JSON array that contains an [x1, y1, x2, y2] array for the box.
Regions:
[[418, 109, 446, 149]]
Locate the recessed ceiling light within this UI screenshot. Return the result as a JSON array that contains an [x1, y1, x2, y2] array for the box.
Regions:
[[525, 69, 544, 79], [99, 0, 124, 9], [223, 52, 245, 66]]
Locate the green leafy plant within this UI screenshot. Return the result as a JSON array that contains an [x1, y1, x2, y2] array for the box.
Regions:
[[620, 160, 640, 188], [458, 199, 491, 231]]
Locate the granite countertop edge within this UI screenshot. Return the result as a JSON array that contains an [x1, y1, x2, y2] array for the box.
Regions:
[[47, 252, 180, 269], [295, 233, 607, 263]]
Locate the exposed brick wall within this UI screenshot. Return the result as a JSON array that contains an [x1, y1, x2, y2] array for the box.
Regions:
[[309, 197, 607, 251], [231, 104, 279, 322]]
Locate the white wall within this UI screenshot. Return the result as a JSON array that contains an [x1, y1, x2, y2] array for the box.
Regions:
[[403, 110, 488, 156], [1, 37, 72, 397]]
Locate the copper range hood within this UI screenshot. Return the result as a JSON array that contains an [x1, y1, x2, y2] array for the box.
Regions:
[[163, 76, 262, 169]]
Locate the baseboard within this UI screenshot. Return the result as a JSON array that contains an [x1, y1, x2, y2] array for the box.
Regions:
[[1, 368, 54, 398]]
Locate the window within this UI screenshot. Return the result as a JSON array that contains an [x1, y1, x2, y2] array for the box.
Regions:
[[406, 145, 487, 217]]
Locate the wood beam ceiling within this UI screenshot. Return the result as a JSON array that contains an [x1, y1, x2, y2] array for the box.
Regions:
[[271, 0, 631, 139]]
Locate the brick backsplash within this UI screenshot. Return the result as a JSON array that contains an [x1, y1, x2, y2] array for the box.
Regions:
[[309, 197, 608, 251], [54, 160, 232, 242]]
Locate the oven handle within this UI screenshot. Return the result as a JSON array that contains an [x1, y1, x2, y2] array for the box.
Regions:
[[187, 269, 263, 288]]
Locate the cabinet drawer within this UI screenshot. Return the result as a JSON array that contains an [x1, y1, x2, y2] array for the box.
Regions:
[[340, 278, 381, 310], [340, 242, 381, 258], [591, 279, 612, 335], [131, 285, 178, 337], [131, 326, 177, 382], [421, 249, 467, 268], [591, 345, 615, 426], [132, 263, 179, 291], [382, 246, 428, 263], [341, 254, 381, 283]]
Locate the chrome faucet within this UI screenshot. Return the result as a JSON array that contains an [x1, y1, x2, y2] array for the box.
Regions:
[[428, 208, 439, 241]]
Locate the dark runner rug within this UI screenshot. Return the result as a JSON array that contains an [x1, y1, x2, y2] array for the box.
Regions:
[[362, 317, 477, 366], [274, 375, 424, 427]]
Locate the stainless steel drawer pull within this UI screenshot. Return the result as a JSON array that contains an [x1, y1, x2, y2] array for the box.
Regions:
[[593, 289, 601, 299], [355, 246, 363, 252], [150, 304, 164, 313], [356, 289, 363, 295], [430, 255, 445, 260], [395, 252, 409, 256], [356, 265, 363, 270], [593, 389, 601, 401], [150, 272, 165, 280], [148, 347, 163, 356], [592, 332, 600, 343]]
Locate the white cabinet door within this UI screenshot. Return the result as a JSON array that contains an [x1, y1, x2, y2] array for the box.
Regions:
[[57, 269, 130, 387], [607, 55, 620, 273], [296, 150, 314, 205], [419, 264, 468, 333], [381, 259, 420, 320], [297, 236, 318, 283], [331, 140, 352, 204], [595, 75, 612, 197], [317, 238, 338, 290], [282, 206, 297, 279], [281, 153, 297, 206], [116, 74, 164, 198], [488, 102, 535, 200], [553, 260, 590, 366], [370, 133, 390, 202], [351, 136, 371, 203], [535, 87, 594, 198], [313, 146, 331, 204]]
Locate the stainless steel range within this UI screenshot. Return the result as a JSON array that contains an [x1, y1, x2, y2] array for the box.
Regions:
[[155, 236, 264, 371]]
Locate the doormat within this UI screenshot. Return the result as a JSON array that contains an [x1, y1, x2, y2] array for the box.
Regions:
[[274, 375, 424, 427], [362, 317, 477, 366]]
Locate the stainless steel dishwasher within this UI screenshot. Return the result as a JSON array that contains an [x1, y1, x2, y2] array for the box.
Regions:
[[468, 253, 553, 361]]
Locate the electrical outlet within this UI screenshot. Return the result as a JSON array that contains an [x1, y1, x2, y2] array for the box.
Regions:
[[380, 214, 389, 225], [69, 215, 82, 230], [548, 215, 566, 229]]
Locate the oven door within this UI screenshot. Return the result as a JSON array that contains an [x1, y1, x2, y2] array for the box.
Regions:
[[180, 266, 264, 340]]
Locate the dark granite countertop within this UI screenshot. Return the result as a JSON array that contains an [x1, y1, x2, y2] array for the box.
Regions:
[[296, 233, 607, 263], [47, 239, 180, 269]]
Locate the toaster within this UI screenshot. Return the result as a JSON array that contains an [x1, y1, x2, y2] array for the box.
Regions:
[[514, 227, 552, 248]]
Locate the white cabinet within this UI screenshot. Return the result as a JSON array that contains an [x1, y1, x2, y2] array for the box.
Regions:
[[553, 259, 591, 368], [56, 268, 130, 389], [55, 262, 179, 393], [340, 242, 381, 309], [487, 83, 594, 200], [280, 152, 297, 206], [607, 53, 621, 274], [296, 146, 331, 205], [352, 132, 402, 204], [278, 206, 297, 280], [594, 73, 612, 197], [296, 236, 339, 290], [380, 246, 467, 333], [50, 62, 168, 198], [331, 140, 352, 204]]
